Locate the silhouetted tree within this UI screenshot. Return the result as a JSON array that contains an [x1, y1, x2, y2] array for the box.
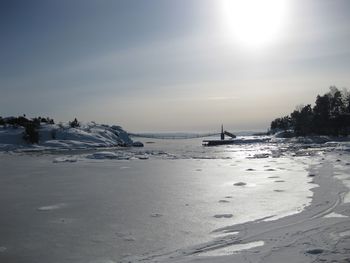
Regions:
[[69, 118, 80, 128], [271, 86, 350, 136], [270, 116, 292, 131], [47, 117, 55, 124], [329, 87, 344, 117], [313, 94, 331, 134], [291, 104, 313, 136]]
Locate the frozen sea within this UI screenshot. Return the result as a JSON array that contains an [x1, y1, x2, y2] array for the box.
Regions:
[[0, 136, 349, 263]]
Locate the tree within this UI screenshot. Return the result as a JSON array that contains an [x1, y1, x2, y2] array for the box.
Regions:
[[329, 87, 344, 118], [23, 123, 39, 143], [313, 94, 330, 134], [270, 86, 350, 136], [290, 105, 313, 136], [69, 118, 80, 128], [270, 116, 292, 131]]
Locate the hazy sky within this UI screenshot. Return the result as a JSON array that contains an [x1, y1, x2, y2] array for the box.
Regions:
[[1, 0, 350, 132]]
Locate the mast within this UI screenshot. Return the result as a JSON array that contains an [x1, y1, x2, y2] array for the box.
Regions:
[[221, 124, 225, 140]]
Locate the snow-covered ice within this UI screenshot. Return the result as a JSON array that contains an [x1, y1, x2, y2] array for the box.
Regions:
[[0, 135, 349, 263]]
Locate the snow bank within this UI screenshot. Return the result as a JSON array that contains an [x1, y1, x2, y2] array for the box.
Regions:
[[0, 122, 143, 152], [271, 134, 350, 144]]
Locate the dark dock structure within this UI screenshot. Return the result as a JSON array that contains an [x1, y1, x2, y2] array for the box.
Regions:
[[203, 125, 236, 146]]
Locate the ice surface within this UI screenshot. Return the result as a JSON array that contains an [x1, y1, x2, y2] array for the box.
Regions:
[[86, 151, 121, 159], [1, 136, 350, 263], [0, 151, 315, 262]]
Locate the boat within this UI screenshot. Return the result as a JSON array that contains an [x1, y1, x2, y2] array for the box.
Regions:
[[202, 125, 236, 146]]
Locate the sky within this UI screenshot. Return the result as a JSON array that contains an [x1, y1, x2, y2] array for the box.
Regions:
[[1, 0, 350, 132]]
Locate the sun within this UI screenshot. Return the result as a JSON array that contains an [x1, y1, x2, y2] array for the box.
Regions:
[[220, 0, 290, 48]]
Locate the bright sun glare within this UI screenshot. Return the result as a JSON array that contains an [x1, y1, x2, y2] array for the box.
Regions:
[[220, 0, 290, 48]]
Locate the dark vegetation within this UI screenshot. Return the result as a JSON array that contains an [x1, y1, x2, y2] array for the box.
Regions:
[[23, 122, 40, 143], [69, 118, 80, 128], [0, 116, 80, 144], [271, 86, 350, 136], [0, 115, 55, 144], [0, 116, 55, 127]]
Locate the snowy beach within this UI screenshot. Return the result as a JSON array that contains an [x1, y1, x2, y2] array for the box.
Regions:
[[0, 136, 349, 263]]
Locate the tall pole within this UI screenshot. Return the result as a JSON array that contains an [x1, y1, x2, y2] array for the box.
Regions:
[[221, 124, 225, 140]]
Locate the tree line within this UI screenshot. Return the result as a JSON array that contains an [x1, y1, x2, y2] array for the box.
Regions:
[[270, 86, 350, 136]]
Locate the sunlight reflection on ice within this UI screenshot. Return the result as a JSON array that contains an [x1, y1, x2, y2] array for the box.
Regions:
[[195, 241, 264, 256]]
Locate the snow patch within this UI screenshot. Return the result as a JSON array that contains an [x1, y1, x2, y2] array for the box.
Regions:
[[339, 230, 350, 237], [53, 156, 78, 163], [324, 212, 348, 218], [196, 241, 264, 256], [37, 203, 66, 211]]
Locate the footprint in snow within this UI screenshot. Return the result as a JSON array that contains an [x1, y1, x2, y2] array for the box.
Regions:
[[305, 249, 324, 255], [214, 214, 233, 218], [115, 231, 135, 242], [123, 237, 136, 242], [150, 213, 163, 218], [234, 182, 247, 186], [219, 200, 230, 203]]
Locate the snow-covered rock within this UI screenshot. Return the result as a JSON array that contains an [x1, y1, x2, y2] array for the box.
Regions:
[[0, 122, 140, 152], [132, 141, 144, 147], [273, 130, 295, 138]]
